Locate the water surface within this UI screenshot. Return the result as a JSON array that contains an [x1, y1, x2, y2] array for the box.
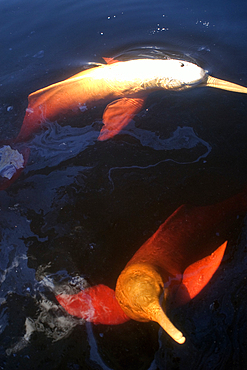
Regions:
[[0, 0, 247, 369]]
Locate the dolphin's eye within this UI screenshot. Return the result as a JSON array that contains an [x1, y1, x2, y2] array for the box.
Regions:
[[180, 62, 185, 67]]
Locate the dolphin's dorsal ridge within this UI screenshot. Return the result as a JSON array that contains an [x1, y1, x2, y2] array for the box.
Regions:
[[103, 57, 120, 64]]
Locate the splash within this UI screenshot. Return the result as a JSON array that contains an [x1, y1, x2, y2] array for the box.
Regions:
[[5, 272, 115, 370]]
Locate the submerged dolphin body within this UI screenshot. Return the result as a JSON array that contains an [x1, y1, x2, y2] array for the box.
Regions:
[[56, 188, 247, 344], [17, 58, 247, 142], [1, 57, 247, 190], [16, 58, 206, 142]]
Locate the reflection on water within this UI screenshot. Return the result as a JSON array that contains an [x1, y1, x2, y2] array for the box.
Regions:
[[107, 125, 211, 189], [26, 122, 211, 186], [28, 122, 99, 171]]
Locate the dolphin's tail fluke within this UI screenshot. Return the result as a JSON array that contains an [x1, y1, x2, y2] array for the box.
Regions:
[[55, 284, 130, 325], [205, 75, 247, 93]]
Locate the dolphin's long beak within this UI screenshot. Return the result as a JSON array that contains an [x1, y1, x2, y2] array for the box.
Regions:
[[205, 75, 247, 93], [115, 263, 186, 344], [146, 295, 186, 344]]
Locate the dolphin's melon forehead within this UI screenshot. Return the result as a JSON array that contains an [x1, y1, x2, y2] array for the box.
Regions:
[[149, 58, 206, 84], [100, 58, 206, 85]]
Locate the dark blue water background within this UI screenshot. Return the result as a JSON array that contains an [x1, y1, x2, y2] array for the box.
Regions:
[[0, 0, 247, 369]]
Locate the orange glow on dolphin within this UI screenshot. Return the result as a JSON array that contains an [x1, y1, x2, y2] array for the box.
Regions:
[[16, 58, 247, 143], [1, 57, 247, 190], [56, 187, 247, 344], [56, 284, 129, 325]]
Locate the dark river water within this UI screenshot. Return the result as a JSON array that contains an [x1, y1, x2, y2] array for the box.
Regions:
[[1, 0, 247, 369]]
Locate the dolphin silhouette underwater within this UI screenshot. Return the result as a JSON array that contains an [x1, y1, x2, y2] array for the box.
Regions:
[[56, 187, 247, 344], [1, 57, 247, 190]]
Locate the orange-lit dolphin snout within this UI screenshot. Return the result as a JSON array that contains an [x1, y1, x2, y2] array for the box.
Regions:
[[205, 75, 247, 93], [115, 263, 186, 344]]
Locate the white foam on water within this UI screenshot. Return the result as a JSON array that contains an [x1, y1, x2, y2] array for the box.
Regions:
[[0, 145, 24, 179]]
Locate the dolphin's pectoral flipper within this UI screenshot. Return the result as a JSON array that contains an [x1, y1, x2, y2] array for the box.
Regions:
[[98, 97, 145, 141], [205, 75, 247, 93], [173, 241, 228, 306], [56, 284, 130, 325]]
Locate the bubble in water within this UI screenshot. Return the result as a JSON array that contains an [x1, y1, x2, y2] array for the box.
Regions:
[[33, 50, 44, 58]]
